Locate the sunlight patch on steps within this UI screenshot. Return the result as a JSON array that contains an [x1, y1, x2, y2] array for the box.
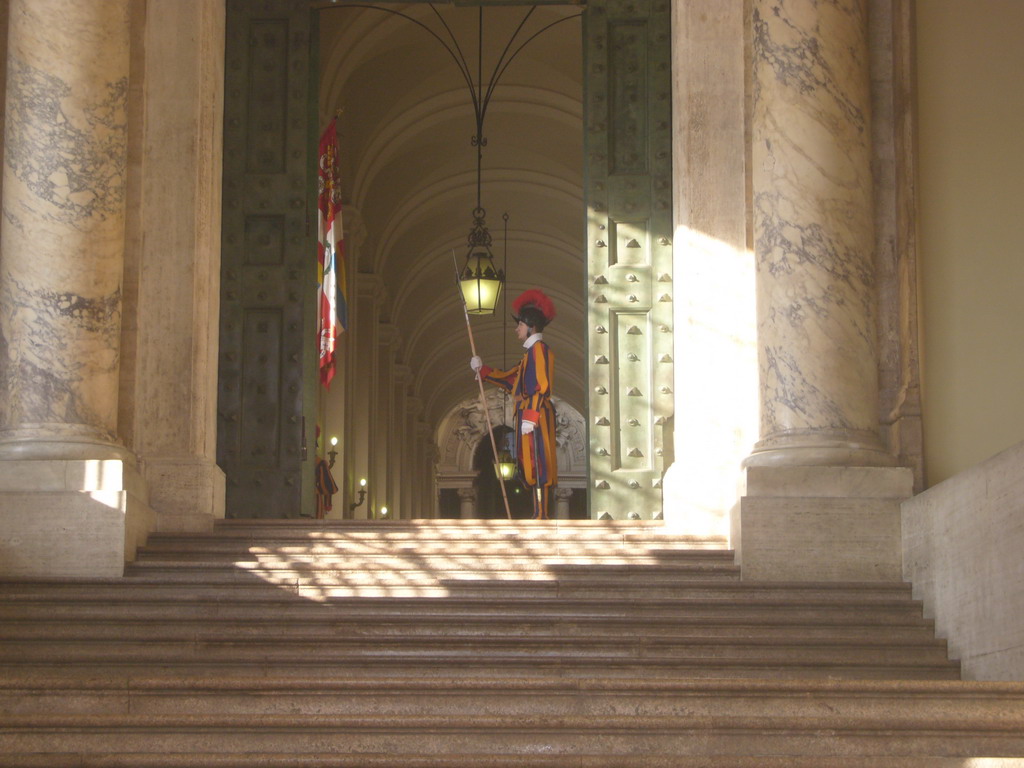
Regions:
[[228, 526, 712, 600]]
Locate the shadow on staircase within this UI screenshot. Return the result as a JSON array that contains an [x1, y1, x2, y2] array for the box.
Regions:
[[1, 518, 1023, 765]]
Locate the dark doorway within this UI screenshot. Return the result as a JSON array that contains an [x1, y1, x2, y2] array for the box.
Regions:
[[473, 426, 534, 519]]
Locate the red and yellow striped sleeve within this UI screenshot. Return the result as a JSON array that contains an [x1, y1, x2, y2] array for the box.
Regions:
[[480, 364, 517, 394], [521, 343, 553, 423]]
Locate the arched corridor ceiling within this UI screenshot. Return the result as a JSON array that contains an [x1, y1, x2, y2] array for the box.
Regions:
[[318, 2, 585, 430]]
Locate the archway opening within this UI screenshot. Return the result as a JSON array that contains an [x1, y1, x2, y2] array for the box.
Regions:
[[472, 426, 534, 519], [316, 3, 586, 519]]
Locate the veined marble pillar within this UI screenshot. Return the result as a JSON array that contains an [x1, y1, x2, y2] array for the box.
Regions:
[[0, 0, 153, 577], [1, 0, 130, 458], [748, 0, 889, 467], [736, 0, 911, 581]]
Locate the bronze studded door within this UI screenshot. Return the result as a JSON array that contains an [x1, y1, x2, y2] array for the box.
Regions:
[[584, 0, 673, 519], [218, 0, 319, 518]]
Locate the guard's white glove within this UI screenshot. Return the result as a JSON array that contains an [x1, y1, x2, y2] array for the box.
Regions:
[[470, 356, 483, 372], [521, 420, 536, 435]]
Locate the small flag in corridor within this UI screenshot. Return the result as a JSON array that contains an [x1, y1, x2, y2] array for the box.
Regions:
[[317, 117, 349, 388]]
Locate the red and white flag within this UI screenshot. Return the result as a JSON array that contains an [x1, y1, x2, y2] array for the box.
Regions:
[[317, 117, 348, 389]]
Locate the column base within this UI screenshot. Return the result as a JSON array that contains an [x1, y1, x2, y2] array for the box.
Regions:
[[743, 428, 896, 469], [143, 457, 225, 532], [0, 458, 155, 578], [0, 424, 136, 463], [733, 465, 913, 582]]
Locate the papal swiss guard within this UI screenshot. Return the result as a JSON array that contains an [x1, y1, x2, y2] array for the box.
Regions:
[[470, 289, 557, 519]]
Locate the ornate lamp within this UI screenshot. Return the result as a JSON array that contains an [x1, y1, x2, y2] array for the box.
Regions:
[[494, 447, 516, 481], [459, 207, 504, 314], [349, 477, 367, 511]]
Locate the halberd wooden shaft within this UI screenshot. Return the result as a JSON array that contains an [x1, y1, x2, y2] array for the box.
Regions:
[[453, 252, 513, 520]]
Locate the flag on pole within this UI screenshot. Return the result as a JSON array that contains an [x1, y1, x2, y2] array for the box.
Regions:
[[317, 117, 348, 389]]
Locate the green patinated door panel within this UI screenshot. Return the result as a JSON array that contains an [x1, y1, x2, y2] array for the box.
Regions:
[[584, 0, 673, 519], [218, 0, 319, 518]]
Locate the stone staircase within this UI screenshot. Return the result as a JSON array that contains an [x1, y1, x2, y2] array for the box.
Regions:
[[1, 518, 1023, 765]]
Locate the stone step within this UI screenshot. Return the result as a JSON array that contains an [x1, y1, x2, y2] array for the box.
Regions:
[[0, 618, 944, 644], [0, 636, 954, 669], [0, 585, 918, 601], [137, 538, 732, 555], [0, 594, 930, 625], [0, 518, 990, 764], [0, 601, 935, 632], [2, 708, 1019, 757], [123, 560, 743, 582], [131, 550, 737, 568], [115, 569, 741, 588], [0, 658, 963, 681], [196, 521, 720, 540], [0, 578, 914, 602], [211, 519, 681, 533], [2, 676, 1018, 719], [4, 757, 1022, 768]]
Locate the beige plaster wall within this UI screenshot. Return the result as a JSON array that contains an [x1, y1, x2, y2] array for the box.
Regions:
[[916, 0, 1024, 486]]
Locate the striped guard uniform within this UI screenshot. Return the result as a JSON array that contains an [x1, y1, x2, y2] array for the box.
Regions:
[[479, 335, 557, 491]]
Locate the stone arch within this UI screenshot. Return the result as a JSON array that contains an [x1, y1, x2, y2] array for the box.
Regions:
[[435, 387, 587, 517]]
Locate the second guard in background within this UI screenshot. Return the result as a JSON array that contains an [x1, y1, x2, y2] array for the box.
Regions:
[[471, 289, 557, 519]]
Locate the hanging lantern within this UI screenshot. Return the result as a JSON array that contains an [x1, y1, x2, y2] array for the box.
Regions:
[[459, 207, 504, 314], [494, 448, 516, 481]]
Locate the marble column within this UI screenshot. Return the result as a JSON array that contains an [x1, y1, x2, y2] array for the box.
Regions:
[[391, 363, 411, 518], [403, 395, 423, 519], [736, 0, 912, 581], [336, 208, 366, 516], [747, 0, 889, 468], [349, 275, 383, 520], [554, 487, 573, 520], [457, 486, 477, 520], [417, 421, 434, 518], [0, 0, 153, 577], [374, 323, 398, 517], [0, 0, 131, 459]]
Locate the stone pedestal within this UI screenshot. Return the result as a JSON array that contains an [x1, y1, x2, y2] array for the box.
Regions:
[[0, 459, 154, 577], [734, 466, 911, 582], [554, 487, 573, 520], [458, 486, 477, 519], [143, 458, 225, 533]]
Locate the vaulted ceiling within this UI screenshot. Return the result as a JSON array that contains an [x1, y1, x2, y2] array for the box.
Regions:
[[318, 2, 585, 431]]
